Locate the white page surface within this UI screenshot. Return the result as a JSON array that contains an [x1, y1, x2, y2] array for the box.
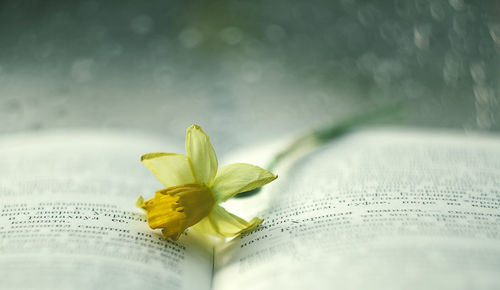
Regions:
[[214, 128, 500, 290], [0, 130, 213, 290]]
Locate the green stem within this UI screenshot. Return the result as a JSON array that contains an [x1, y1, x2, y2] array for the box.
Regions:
[[236, 103, 407, 198], [266, 103, 406, 171]]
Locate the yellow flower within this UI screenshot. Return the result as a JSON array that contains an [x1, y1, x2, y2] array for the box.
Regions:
[[137, 125, 277, 240]]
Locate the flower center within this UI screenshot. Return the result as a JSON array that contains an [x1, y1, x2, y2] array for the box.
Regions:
[[140, 184, 215, 239]]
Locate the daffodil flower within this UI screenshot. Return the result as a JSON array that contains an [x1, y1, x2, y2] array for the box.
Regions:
[[136, 125, 277, 240]]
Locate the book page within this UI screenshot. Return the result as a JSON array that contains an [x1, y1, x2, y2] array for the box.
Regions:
[[214, 128, 500, 290], [0, 131, 213, 290]]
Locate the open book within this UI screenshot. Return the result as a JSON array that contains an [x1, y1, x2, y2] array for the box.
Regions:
[[1, 128, 499, 290]]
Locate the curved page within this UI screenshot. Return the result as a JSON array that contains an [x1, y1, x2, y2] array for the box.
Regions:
[[0, 130, 213, 290], [214, 128, 500, 290]]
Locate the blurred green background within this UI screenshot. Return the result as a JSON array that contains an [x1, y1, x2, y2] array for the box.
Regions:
[[0, 0, 498, 152]]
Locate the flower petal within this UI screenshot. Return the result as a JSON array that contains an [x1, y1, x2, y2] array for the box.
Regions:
[[207, 205, 262, 237], [211, 163, 277, 202], [141, 153, 195, 187], [185, 125, 218, 185], [191, 216, 225, 238]]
